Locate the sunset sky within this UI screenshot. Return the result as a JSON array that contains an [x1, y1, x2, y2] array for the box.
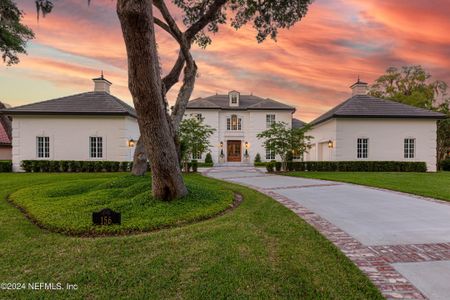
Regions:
[[1, 0, 450, 121]]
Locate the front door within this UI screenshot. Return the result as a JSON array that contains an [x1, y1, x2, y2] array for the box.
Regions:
[[227, 140, 241, 162]]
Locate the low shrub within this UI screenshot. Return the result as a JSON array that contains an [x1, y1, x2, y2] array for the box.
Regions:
[[275, 161, 282, 172], [266, 162, 274, 173], [20, 160, 133, 173], [204, 153, 213, 165], [254, 153, 261, 163], [198, 162, 213, 167], [191, 160, 198, 172], [441, 159, 450, 171], [254, 162, 268, 167], [288, 161, 427, 172], [0, 160, 12, 172]]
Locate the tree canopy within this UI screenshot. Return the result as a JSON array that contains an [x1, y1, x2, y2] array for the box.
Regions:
[[257, 121, 311, 170], [0, 0, 34, 65]]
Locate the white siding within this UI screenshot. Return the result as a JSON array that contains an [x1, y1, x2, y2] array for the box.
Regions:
[[184, 109, 293, 163], [336, 118, 438, 172], [305, 119, 337, 161], [11, 115, 139, 171]]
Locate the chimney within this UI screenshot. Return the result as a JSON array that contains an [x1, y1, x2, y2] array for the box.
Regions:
[[350, 76, 368, 96], [92, 71, 112, 93]]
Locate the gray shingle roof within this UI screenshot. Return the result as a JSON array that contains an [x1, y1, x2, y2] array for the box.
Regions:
[[1, 92, 137, 118], [292, 118, 306, 129], [186, 94, 295, 111], [310, 94, 446, 126]]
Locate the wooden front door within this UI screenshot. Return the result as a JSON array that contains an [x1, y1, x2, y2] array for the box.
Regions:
[[227, 140, 241, 162]]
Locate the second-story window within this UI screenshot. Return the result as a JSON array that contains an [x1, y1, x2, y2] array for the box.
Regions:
[[266, 114, 276, 128], [227, 115, 242, 130]]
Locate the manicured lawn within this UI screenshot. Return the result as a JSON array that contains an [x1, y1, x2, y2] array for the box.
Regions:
[[0, 173, 382, 299], [285, 171, 450, 201], [9, 174, 234, 235]]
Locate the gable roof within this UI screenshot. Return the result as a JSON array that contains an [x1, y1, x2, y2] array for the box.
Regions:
[[310, 94, 446, 126], [292, 118, 306, 129], [0, 122, 11, 145], [186, 94, 295, 111], [1, 92, 137, 118]]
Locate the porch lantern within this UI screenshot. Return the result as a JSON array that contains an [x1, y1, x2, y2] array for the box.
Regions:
[[328, 140, 333, 148], [245, 141, 249, 149], [128, 139, 136, 147], [220, 141, 223, 148]]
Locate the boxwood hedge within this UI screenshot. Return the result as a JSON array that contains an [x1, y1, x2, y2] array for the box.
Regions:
[[0, 160, 12, 172], [20, 160, 134, 173], [266, 161, 427, 173]]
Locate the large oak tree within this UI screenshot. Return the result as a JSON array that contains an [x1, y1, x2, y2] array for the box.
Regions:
[[5, 0, 313, 200]]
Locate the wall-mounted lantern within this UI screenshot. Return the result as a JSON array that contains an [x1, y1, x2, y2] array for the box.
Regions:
[[328, 140, 334, 149], [245, 141, 249, 149], [220, 141, 224, 148], [128, 139, 136, 147]]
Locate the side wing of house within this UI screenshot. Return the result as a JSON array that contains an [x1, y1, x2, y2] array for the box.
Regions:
[[336, 118, 438, 172], [11, 115, 139, 171]]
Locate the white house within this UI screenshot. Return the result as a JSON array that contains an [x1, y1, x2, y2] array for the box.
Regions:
[[2, 75, 140, 172], [305, 79, 446, 171], [185, 91, 301, 164]]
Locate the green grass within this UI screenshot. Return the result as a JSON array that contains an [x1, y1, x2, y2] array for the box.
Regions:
[[286, 171, 450, 201], [9, 174, 234, 235], [0, 173, 382, 299]]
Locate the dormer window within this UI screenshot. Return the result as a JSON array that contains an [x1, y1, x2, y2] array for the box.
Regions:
[[229, 91, 240, 107]]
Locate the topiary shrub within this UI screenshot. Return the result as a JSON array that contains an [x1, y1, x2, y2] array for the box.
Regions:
[[191, 160, 198, 172], [60, 161, 69, 172], [111, 161, 120, 172], [266, 161, 274, 173], [0, 160, 12, 172], [21, 160, 32, 172], [440, 159, 450, 171], [275, 161, 282, 172], [204, 153, 213, 165], [120, 161, 129, 172], [254, 153, 261, 163]]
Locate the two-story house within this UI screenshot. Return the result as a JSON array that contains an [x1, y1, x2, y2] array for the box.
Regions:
[[185, 91, 299, 164]]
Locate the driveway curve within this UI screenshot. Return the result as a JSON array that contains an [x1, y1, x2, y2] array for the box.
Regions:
[[205, 167, 450, 300]]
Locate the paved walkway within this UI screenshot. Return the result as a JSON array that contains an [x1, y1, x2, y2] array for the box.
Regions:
[[204, 167, 450, 300]]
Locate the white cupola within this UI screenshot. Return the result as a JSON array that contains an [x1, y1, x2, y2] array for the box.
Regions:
[[228, 90, 240, 107], [350, 77, 368, 96], [92, 71, 112, 94]]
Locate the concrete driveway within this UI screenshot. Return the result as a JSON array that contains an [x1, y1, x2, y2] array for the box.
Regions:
[[205, 167, 450, 300]]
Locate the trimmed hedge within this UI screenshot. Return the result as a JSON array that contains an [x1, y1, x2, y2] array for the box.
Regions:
[[266, 161, 427, 173], [441, 159, 450, 171], [254, 162, 268, 167], [0, 160, 12, 172], [20, 160, 134, 173]]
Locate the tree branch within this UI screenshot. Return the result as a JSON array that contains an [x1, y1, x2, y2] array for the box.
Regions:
[[185, 0, 227, 41]]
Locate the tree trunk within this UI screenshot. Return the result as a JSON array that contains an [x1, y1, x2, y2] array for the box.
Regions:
[[117, 0, 188, 200], [131, 137, 148, 176]]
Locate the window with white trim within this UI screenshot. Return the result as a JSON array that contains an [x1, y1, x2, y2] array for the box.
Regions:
[[231, 95, 238, 104], [227, 114, 242, 130], [266, 114, 276, 128], [357, 138, 368, 158], [404, 138, 415, 158], [266, 148, 275, 160], [36, 136, 50, 158], [192, 152, 202, 160], [90, 136, 103, 158]]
